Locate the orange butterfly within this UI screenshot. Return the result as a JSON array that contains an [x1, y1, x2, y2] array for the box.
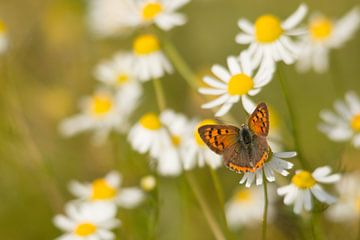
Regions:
[[198, 102, 271, 173]]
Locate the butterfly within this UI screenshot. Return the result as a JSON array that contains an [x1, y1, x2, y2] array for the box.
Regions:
[[198, 102, 271, 173]]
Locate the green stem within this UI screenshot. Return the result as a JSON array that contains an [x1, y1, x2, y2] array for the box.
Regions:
[[329, 52, 343, 97], [277, 65, 310, 170], [310, 213, 324, 240], [153, 78, 166, 111], [185, 172, 226, 240], [262, 169, 268, 240]]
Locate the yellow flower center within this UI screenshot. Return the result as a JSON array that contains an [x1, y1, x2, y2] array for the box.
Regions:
[[255, 15, 283, 43], [171, 135, 181, 146], [139, 113, 161, 130], [351, 114, 360, 132], [0, 20, 6, 34], [309, 17, 333, 41], [90, 94, 113, 116], [356, 197, 360, 213], [234, 189, 252, 203], [91, 179, 117, 200], [116, 74, 129, 85], [227, 73, 254, 96], [292, 171, 316, 189], [142, 2, 163, 21], [133, 34, 160, 55], [74, 223, 97, 236], [195, 119, 217, 146], [140, 175, 156, 191]]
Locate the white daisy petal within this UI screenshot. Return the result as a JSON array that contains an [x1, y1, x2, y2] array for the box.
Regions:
[[201, 94, 230, 109], [282, 4, 308, 30], [211, 65, 231, 83]]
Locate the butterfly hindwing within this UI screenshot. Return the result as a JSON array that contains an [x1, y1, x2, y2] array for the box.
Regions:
[[248, 102, 269, 137], [198, 125, 240, 154]]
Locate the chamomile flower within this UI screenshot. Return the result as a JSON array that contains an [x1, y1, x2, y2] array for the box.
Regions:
[[297, 7, 360, 73], [277, 166, 340, 214], [87, 0, 135, 37], [69, 171, 144, 209], [183, 119, 222, 170], [199, 53, 274, 116], [327, 172, 360, 221], [128, 0, 190, 31], [59, 88, 138, 144], [0, 20, 8, 54], [239, 151, 296, 188], [225, 186, 274, 229], [319, 91, 360, 148], [94, 52, 142, 102], [140, 175, 157, 192], [53, 202, 120, 240], [131, 34, 173, 81], [235, 4, 308, 68]]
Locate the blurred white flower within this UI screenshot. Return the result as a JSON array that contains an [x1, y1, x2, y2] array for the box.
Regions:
[[53, 202, 120, 240], [225, 186, 275, 229], [236, 4, 307, 68], [94, 51, 143, 104], [140, 175, 157, 192], [277, 166, 340, 214], [319, 91, 360, 148], [239, 151, 295, 187], [327, 172, 360, 222], [199, 52, 274, 116], [127, 0, 190, 31], [59, 88, 138, 144], [183, 119, 222, 170], [0, 20, 8, 54], [297, 7, 360, 73], [87, 0, 136, 37], [131, 34, 173, 81], [69, 171, 144, 209]]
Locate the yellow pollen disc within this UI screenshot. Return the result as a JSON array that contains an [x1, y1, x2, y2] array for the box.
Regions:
[[291, 171, 316, 189], [116, 74, 129, 85], [0, 21, 6, 34], [234, 189, 252, 202], [309, 17, 333, 41], [142, 2, 163, 21], [195, 119, 217, 146], [255, 15, 283, 43], [351, 114, 360, 132], [133, 34, 160, 55], [227, 73, 254, 96], [74, 223, 97, 236], [140, 113, 161, 130], [171, 135, 181, 146], [90, 94, 113, 116], [91, 179, 117, 200]]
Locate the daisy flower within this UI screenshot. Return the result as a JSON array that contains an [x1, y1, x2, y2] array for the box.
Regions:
[[235, 4, 308, 68], [239, 151, 296, 187], [59, 88, 138, 144], [53, 202, 120, 240], [94, 51, 142, 103], [0, 20, 8, 54], [69, 171, 144, 209], [327, 172, 360, 222], [183, 119, 222, 170], [277, 166, 340, 214], [297, 7, 360, 73], [140, 175, 157, 192], [225, 186, 275, 229], [319, 91, 360, 148], [199, 52, 274, 116], [131, 34, 173, 81], [128, 0, 190, 31]]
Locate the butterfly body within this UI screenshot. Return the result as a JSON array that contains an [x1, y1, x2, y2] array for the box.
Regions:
[[198, 103, 271, 173]]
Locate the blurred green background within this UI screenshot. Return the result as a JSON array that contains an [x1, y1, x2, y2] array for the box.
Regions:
[[0, 0, 359, 239]]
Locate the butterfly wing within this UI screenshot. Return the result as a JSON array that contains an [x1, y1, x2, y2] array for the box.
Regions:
[[248, 102, 269, 137], [198, 125, 240, 154]]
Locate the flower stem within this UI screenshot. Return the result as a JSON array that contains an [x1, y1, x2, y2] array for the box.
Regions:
[[153, 78, 166, 111], [262, 169, 269, 240], [185, 172, 226, 240], [277, 65, 310, 170]]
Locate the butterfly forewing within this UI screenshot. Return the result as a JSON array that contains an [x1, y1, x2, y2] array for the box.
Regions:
[[198, 125, 240, 154], [248, 102, 269, 137]]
